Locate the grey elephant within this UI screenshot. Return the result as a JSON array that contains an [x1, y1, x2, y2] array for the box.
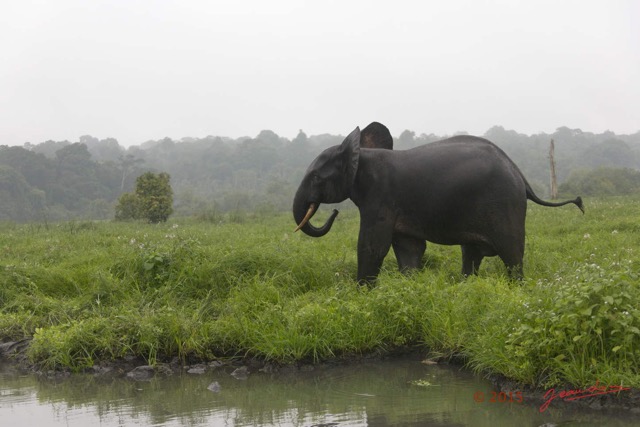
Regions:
[[293, 127, 584, 283]]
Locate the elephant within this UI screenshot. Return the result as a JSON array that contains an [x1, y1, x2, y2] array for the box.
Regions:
[[293, 126, 584, 283]]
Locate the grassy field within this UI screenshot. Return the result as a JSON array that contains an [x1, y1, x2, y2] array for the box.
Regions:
[[1, 197, 639, 389]]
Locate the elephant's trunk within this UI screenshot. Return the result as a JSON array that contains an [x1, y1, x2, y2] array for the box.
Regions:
[[292, 194, 339, 237]]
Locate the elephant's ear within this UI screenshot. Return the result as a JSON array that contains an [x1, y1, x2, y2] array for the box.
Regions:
[[342, 127, 361, 186]]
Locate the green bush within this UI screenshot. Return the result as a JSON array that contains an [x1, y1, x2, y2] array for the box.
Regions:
[[115, 172, 173, 223], [114, 192, 140, 221], [560, 167, 640, 196], [503, 263, 640, 386]]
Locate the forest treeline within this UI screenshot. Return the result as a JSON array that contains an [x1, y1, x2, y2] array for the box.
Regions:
[[1, 126, 639, 222]]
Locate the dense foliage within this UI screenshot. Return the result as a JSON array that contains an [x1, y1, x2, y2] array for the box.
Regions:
[[560, 167, 640, 196], [1, 126, 639, 222], [1, 197, 638, 390], [116, 172, 174, 223], [114, 193, 140, 222]]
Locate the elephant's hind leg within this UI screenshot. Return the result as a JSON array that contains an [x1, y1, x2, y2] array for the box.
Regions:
[[499, 253, 524, 280], [461, 244, 485, 276], [392, 234, 426, 273], [496, 238, 525, 280]]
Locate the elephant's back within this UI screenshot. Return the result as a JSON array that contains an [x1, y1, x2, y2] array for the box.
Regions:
[[393, 137, 514, 174], [389, 136, 527, 203], [407, 135, 507, 159]]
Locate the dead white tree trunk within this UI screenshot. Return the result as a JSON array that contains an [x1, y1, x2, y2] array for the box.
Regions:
[[549, 139, 558, 200]]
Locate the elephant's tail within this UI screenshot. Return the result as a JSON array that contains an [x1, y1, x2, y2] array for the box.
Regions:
[[525, 181, 584, 213]]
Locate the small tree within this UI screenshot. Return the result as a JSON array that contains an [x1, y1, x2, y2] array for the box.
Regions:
[[115, 192, 140, 221], [115, 172, 173, 223], [135, 172, 173, 223]]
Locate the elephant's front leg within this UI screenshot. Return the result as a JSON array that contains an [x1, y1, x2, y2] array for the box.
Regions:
[[356, 213, 394, 285]]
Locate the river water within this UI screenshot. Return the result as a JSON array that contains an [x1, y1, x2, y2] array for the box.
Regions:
[[0, 356, 636, 426]]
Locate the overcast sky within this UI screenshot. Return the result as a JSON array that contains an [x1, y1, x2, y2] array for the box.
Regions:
[[1, 0, 638, 147]]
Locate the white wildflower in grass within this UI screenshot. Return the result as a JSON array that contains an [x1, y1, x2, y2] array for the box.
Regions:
[[583, 233, 591, 239], [612, 230, 619, 234]]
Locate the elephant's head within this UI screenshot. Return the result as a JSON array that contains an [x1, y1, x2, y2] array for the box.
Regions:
[[293, 127, 361, 237]]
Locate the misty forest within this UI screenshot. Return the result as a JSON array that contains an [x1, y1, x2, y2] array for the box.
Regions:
[[1, 125, 640, 223]]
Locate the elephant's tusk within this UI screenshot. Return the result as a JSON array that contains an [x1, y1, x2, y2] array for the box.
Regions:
[[294, 203, 317, 232]]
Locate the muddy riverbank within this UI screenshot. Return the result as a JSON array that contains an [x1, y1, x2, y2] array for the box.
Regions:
[[3, 338, 638, 417]]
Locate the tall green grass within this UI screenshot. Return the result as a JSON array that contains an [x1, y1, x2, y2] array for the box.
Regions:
[[1, 198, 639, 388]]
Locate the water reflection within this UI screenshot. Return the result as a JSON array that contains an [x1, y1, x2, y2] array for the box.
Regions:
[[0, 356, 636, 426]]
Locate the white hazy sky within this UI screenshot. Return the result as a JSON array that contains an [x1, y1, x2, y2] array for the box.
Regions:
[[1, 0, 638, 147]]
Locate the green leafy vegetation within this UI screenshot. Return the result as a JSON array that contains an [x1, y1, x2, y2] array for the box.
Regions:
[[1, 197, 639, 390], [560, 167, 640, 196], [116, 172, 174, 223]]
